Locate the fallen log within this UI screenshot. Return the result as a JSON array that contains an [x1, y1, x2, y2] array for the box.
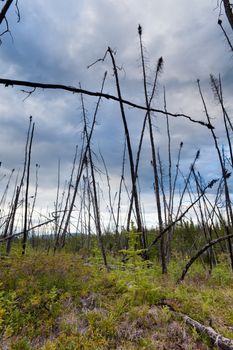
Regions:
[[182, 314, 233, 350], [159, 302, 233, 350]]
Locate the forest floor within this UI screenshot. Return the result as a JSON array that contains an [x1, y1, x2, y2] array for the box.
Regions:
[[0, 250, 233, 349]]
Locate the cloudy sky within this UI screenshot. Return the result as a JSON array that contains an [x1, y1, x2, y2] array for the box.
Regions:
[[0, 0, 232, 228]]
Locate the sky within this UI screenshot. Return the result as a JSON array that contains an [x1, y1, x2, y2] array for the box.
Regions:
[[0, 0, 232, 230]]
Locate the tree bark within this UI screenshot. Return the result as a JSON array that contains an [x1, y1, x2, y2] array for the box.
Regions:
[[183, 314, 233, 350], [160, 302, 233, 350], [0, 0, 14, 25], [223, 0, 233, 30]]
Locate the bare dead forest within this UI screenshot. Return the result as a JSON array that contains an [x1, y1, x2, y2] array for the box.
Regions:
[[0, 2, 233, 349]]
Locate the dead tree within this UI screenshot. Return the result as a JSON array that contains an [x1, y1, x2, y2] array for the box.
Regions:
[[22, 121, 35, 255], [107, 47, 146, 252], [178, 230, 233, 283], [0, 0, 14, 25], [138, 25, 166, 272], [223, 0, 233, 29]]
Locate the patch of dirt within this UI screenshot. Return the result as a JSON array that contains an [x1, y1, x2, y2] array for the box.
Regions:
[[80, 292, 99, 311], [117, 305, 210, 349]]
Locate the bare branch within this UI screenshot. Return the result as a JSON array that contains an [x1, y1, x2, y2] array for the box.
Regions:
[[0, 77, 214, 129], [147, 178, 219, 252], [0, 218, 55, 243], [15, 0, 20, 23], [0, 16, 13, 43], [87, 50, 108, 69], [21, 87, 37, 101], [218, 19, 233, 51]]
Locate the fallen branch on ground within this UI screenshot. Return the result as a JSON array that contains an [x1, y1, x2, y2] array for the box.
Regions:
[[159, 302, 233, 350], [183, 314, 233, 350]]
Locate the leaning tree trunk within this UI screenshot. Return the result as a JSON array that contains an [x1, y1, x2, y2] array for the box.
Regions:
[[223, 0, 233, 30], [0, 0, 14, 25]]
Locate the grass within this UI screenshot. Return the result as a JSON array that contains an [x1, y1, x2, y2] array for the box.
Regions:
[[0, 250, 232, 349]]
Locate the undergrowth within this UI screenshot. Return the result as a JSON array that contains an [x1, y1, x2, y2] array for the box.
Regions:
[[0, 250, 232, 349]]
